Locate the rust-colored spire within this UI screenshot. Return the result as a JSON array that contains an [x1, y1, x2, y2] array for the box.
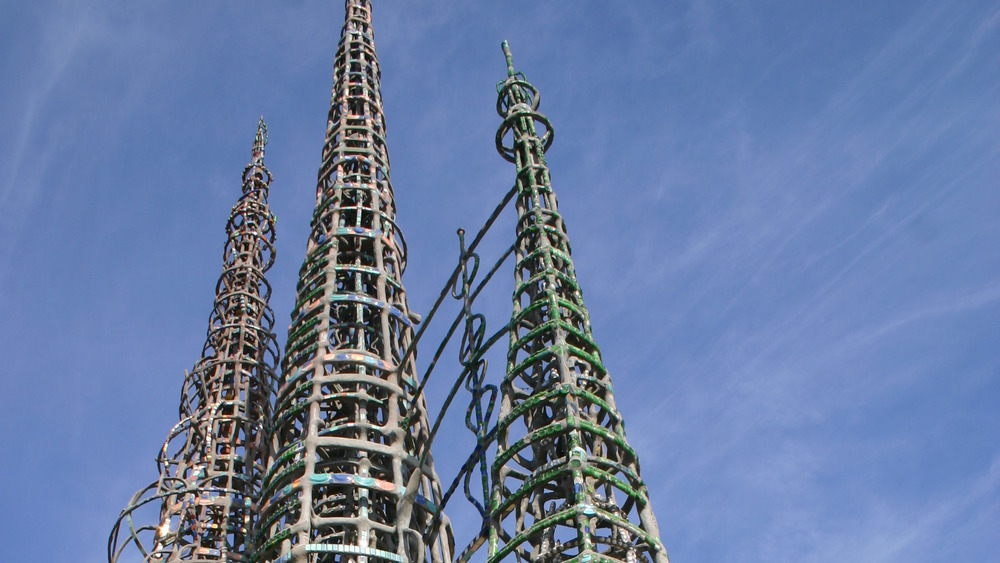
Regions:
[[110, 119, 280, 562]]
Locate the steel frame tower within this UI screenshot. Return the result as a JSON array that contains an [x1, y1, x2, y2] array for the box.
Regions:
[[486, 43, 669, 563], [112, 9, 674, 563], [110, 119, 280, 563], [251, 2, 454, 562]]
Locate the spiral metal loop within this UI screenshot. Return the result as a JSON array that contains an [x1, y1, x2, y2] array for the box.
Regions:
[[451, 229, 498, 522], [495, 79, 553, 164]]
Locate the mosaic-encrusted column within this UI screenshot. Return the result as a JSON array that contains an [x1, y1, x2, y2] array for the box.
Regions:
[[110, 118, 280, 562], [252, 2, 454, 563], [487, 42, 669, 563]]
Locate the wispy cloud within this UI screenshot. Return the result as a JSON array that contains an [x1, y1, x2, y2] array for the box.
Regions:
[[603, 3, 999, 560], [0, 1, 93, 291]]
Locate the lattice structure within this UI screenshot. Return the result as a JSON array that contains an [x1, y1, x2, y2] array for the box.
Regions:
[[110, 118, 280, 563], [251, 2, 454, 562], [487, 43, 669, 563]]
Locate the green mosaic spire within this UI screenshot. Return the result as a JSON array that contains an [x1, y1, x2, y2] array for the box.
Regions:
[[487, 42, 669, 563]]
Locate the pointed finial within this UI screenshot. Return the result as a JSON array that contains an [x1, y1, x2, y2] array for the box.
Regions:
[[252, 116, 268, 159], [502, 40, 515, 78]]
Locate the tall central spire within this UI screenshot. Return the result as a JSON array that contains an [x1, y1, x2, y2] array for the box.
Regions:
[[253, 2, 454, 563]]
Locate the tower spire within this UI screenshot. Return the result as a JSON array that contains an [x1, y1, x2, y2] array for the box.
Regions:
[[502, 40, 516, 78], [487, 42, 669, 563], [252, 116, 268, 163], [253, 2, 454, 563], [110, 120, 280, 562]]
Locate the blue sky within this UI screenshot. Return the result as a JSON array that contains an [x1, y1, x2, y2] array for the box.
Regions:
[[1, 1, 998, 561]]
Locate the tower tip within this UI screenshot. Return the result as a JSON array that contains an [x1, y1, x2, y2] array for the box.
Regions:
[[253, 116, 268, 158], [501, 40, 515, 77]]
